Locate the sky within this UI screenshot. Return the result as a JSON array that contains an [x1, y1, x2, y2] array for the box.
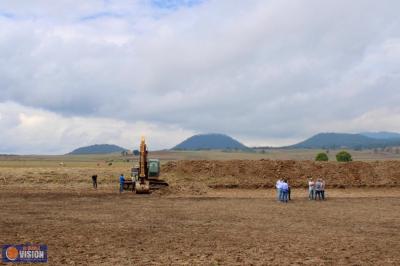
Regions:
[[1, 0, 400, 154]]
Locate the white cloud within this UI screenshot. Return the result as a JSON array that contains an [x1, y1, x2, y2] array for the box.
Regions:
[[0, 102, 195, 154], [0, 0, 400, 153]]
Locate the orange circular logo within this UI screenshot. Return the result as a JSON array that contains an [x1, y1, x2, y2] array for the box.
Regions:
[[5, 246, 18, 261]]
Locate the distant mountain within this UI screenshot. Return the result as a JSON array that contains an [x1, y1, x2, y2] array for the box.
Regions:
[[289, 133, 400, 149], [68, 144, 128, 155], [360, 131, 400, 139], [172, 133, 250, 150]]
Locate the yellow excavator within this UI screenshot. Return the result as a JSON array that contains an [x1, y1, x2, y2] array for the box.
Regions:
[[124, 137, 168, 194]]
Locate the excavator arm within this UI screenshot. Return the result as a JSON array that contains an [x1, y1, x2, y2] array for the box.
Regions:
[[135, 137, 150, 193]]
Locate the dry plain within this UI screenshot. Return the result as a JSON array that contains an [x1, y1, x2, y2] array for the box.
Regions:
[[1, 151, 400, 265]]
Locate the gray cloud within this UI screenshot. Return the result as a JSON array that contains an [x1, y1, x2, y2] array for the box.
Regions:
[[1, 0, 400, 153]]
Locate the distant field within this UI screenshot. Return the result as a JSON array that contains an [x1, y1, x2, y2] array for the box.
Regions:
[[155, 148, 400, 161], [1, 148, 400, 168]]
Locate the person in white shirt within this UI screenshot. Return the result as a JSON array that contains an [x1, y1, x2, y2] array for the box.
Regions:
[[308, 178, 315, 200], [276, 179, 282, 201]]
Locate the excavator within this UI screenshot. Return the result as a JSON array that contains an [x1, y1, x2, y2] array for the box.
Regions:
[[123, 137, 168, 194]]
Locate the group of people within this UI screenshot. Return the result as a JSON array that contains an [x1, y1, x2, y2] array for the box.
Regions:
[[275, 179, 291, 203], [90, 173, 126, 193], [308, 178, 326, 200], [276, 177, 326, 202]]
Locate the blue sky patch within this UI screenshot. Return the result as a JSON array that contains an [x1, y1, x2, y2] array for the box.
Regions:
[[80, 11, 125, 21], [0, 11, 15, 19], [151, 0, 203, 9]]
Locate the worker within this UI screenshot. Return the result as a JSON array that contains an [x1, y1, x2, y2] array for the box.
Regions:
[[276, 178, 282, 201], [315, 179, 323, 200], [308, 178, 315, 200], [287, 179, 291, 201], [281, 180, 289, 203], [92, 174, 98, 189], [119, 174, 125, 193], [321, 179, 326, 200]]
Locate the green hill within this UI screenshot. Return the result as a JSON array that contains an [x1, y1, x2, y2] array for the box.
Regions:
[[360, 131, 400, 139], [172, 133, 250, 151], [289, 133, 400, 149], [68, 144, 128, 155]]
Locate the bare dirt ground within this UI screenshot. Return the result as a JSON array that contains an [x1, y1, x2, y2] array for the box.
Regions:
[[163, 160, 400, 189], [1, 185, 400, 265], [1, 158, 400, 265]]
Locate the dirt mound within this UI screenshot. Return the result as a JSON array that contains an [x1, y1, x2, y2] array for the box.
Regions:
[[162, 160, 400, 188]]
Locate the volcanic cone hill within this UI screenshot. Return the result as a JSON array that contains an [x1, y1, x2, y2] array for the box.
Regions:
[[172, 133, 250, 151], [68, 144, 128, 155]]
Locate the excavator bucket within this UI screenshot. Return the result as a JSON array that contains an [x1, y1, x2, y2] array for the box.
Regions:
[[135, 180, 150, 194]]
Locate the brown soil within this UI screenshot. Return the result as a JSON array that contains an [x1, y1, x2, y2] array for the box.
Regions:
[[1, 160, 400, 265], [162, 160, 400, 189], [0, 186, 399, 265]]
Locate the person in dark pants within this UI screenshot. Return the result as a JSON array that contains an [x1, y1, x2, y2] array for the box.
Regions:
[[281, 180, 289, 203], [287, 180, 291, 200], [92, 175, 98, 189], [308, 178, 315, 200], [321, 179, 326, 200], [119, 174, 125, 193], [315, 179, 323, 200]]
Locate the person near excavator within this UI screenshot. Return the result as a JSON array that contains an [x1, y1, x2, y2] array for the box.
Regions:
[[119, 174, 125, 193], [92, 174, 98, 189]]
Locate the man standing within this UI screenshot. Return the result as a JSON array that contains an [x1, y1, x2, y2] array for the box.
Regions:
[[119, 174, 125, 193], [315, 179, 323, 200], [321, 179, 326, 200], [276, 179, 282, 201], [92, 174, 98, 189], [281, 180, 289, 203], [308, 178, 315, 200]]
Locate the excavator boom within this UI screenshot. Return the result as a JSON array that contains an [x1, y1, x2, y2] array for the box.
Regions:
[[135, 137, 150, 193], [133, 137, 168, 193]]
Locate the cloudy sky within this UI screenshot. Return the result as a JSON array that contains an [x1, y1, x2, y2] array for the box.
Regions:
[[1, 0, 400, 154]]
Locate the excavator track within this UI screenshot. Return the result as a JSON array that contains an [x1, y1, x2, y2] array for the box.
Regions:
[[149, 179, 169, 190]]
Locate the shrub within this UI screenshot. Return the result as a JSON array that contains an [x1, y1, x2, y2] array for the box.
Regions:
[[336, 151, 352, 162], [315, 152, 329, 161]]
